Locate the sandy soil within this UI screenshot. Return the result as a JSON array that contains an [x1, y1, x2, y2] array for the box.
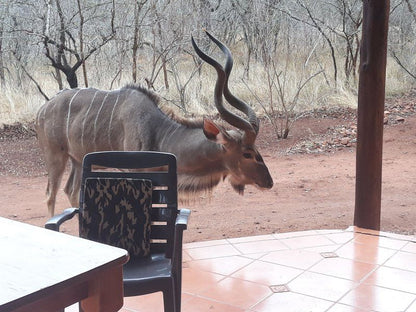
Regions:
[[0, 100, 415, 243]]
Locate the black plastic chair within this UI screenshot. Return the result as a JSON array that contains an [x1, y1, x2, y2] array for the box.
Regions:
[[45, 151, 190, 312]]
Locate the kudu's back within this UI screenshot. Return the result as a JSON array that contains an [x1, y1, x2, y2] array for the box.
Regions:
[[36, 86, 162, 164]]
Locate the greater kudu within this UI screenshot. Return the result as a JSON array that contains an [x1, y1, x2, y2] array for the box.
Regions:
[[36, 31, 273, 216]]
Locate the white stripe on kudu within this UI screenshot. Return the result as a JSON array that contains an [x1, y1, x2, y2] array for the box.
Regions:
[[108, 92, 121, 150], [93, 92, 110, 150], [81, 90, 99, 150], [66, 89, 83, 151]]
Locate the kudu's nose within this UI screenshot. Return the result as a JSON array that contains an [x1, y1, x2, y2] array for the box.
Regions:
[[258, 174, 273, 190], [265, 176, 274, 189]]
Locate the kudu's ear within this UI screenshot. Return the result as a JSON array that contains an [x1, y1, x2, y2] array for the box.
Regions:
[[203, 119, 231, 145]]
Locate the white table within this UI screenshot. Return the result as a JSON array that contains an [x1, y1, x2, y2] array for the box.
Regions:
[[0, 217, 129, 312]]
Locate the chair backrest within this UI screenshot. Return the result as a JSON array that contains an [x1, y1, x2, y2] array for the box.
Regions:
[[80, 151, 178, 258]]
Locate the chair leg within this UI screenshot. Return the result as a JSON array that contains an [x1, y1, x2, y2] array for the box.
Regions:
[[174, 276, 181, 312], [163, 281, 176, 312]]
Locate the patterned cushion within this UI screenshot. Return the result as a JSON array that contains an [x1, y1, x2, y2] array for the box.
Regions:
[[80, 178, 153, 258]]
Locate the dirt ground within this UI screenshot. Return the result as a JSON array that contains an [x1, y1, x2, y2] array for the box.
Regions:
[[0, 95, 415, 243]]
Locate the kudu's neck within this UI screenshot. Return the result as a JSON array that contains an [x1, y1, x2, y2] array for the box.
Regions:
[[156, 118, 228, 193], [157, 119, 225, 172]]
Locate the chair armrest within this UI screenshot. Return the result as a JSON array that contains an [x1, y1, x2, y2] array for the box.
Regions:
[[45, 208, 79, 231], [175, 208, 191, 230], [171, 209, 191, 269]]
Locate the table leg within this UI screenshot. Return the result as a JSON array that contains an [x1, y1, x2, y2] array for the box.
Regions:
[[80, 265, 124, 312]]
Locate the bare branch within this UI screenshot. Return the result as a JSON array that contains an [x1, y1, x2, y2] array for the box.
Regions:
[[391, 50, 416, 80], [12, 51, 49, 101]]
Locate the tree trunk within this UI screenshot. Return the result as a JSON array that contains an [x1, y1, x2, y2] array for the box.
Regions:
[[65, 69, 78, 89]]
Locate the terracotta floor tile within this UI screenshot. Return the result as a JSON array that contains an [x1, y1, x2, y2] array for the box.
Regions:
[[274, 230, 320, 239], [199, 277, 271, 309], [122, 292, 164, 312], [122, 293, 192, 311], [186, 243, 240, 260], [340, 283, 416, 312], [187, 255, 253, 276], [309, 257, 376, 281], [326, 303, 368, 312], [233, 239, 288, 254], [325, 232, 355, 244], [313, 229, 345, 235], [403, 242, 416, 253], [227, 234, 276, 244], [251, 291, 333, 312], [181, 296, 245, 312], [377, 236, 409, 250], [231, 259, 302, 285], [282, 234, 335, 249], [183, 250, 192, 262], [354, 233, 408, 250], [384, 250, 416, 272], [241, 252, 268, 260], [335, 241, 397, 264], [182, 267, 225, 294], [353, 227, 382, 236], [354, 228, 414, 242], [76, 228, 416, 312], [288, 271, 356, 301], [181, 293, 195, 305], [376, 231, 416, 241], [260, 249, 323, 270], [407, 299, 416, 312], [364, 266, 416, 294], [305, 245, 343, 253], [185, 239, 229, 249]]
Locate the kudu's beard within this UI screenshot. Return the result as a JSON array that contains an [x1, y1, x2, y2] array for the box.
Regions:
[[231, 183, 245, 195], [228, 175, 247, 195], [177, 173, 223, 198], [176, 172, 246, 199]]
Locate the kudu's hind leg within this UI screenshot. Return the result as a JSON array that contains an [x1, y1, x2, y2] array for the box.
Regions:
[[45, 152, 69, 216], [64, 159, 82, 207]]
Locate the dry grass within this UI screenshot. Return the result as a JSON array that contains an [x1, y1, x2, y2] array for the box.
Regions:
[[0, 50, 414, 127], [0, 85, 43, 126]]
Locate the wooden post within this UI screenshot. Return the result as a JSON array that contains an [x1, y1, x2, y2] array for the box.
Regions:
[[354, 0, 390, 230]]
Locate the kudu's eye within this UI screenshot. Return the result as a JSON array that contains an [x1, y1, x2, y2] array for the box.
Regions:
[[243, 152, 253, 159], [255, 154, 263, 162]]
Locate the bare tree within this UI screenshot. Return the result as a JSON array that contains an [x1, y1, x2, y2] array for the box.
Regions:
[[280, 1, 338, 87], [0, 12, 6, 89], [132, 0, 150, 83], [140, 0, 186, 91], [245, 25, 323, 140], [331, 0, 362, 84], [42, 0, 116, 88], [389, 0, 416, 81], [287, 0, 362, 86], [76, 0, 87, 87], [169, 56, 201, 113], [0, 1, 11, 89], [229, 0, 255, 78]]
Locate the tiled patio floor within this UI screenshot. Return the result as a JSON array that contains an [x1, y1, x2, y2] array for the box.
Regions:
[[71, 226, 416, 312]]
